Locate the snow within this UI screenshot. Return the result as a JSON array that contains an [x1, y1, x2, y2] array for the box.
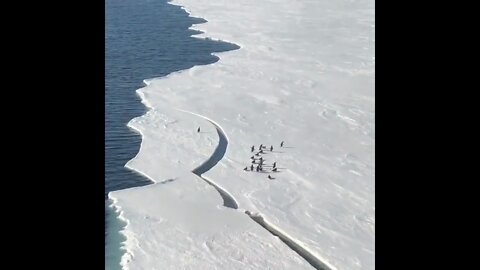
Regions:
[[109, 0, 374, 269], [109, 174, 314, 270]]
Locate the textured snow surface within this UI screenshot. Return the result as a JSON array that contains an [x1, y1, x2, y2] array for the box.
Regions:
[[109, 0, 374, 269]]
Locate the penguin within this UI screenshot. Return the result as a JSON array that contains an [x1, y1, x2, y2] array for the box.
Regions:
[[268, 175, 274, 180], [280, 141, 284, 147], [270, 145, 273, 151], [250, 164, 254, 171], [272, 168, 278, 172], [251, 145, 255, 152], [273, 162, 276, 168], [244, 166, 248, 171], [259, 144, 263, 149], [197, 127, 201, 133]]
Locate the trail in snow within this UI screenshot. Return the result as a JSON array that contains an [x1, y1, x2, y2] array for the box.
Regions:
[[181, 109, 333, 270]]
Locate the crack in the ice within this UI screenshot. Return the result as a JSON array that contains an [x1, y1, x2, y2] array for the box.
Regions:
[[181, 109, 334, 270], [246, 211, 334, 270], [177, 109, 239, 209]]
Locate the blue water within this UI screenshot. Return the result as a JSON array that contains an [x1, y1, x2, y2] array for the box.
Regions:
[[105, 0, 238, 268]]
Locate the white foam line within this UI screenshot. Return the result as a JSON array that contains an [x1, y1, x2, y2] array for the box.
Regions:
[[107, 198, 136, 270]]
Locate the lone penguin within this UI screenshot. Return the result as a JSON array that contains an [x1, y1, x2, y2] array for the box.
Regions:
[[251, 145, 255, 152], [197, 127, 201, 133], [244, 166, 248, 171], [280, 141, 284, 147], [268, 175, 274, 180], [270, 145, 273, 151]]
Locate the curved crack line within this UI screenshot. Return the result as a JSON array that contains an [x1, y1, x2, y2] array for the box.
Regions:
[[178, 109, 333, 270], [176, 108, 238, 209], [201, 176, 238, 209]]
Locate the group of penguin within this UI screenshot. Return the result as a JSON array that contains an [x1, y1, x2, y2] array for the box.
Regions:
[[244, 141, 285, 180], [197, 126, 285, 180]]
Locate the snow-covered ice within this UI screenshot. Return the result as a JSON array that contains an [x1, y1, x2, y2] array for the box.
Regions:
[[110, 173, 315, 270], [109, 0, 375, 269]]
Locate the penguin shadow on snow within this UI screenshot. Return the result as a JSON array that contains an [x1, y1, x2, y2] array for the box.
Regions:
[[261, 166, 286, 170], [160, 178, 177, 184], [196, 126, 215, 134]]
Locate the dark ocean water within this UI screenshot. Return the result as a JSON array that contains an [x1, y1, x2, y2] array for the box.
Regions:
[[105, 0, 238, 197], [105, 0, 238, 268]]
